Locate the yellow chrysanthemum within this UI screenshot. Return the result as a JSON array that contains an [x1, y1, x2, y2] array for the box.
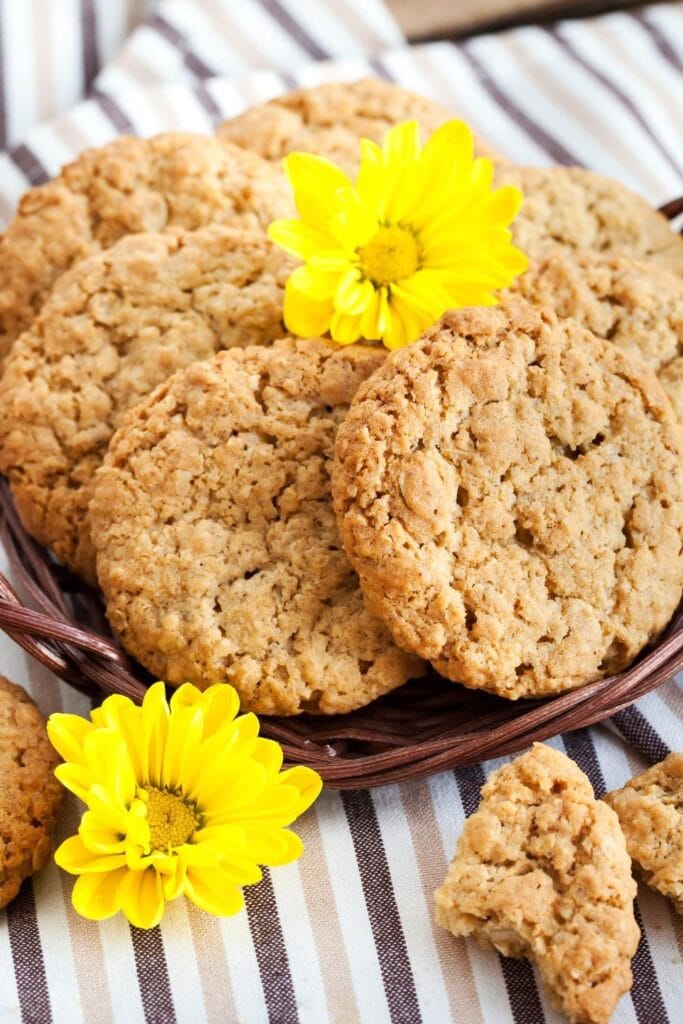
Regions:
[[268, 119, 528, 350], [47, 682, 322, 929]]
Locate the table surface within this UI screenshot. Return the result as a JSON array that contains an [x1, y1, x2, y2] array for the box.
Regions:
[[0, 2, 682, 1022]]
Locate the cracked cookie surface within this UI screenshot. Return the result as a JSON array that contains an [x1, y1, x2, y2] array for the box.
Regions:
[[496, 165, 683, 275], [435, 743, 639, 1024], [512, 248, 683, 421], [217, 78, 501, 177], [332, 298, 683, 698], [0, 132, 292, 365], [90, 337, 425, 715], [0, 226, 293, 584], [605, 752, 682, 913], [0, 675, 62, 910]]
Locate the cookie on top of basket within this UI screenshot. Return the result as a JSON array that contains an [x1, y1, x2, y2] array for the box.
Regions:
[[0, 79, 682, 722]]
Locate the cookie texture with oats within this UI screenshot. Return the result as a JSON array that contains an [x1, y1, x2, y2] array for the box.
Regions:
[[434, 744, 640, 1024], [332, 298, 683, 699], [90, 338, 425, 716], [0, 675, 63, 910], [605, 752, 683, 913], [495, 164, 683, 275], [0, 132, 293, 365], [217, 78, 501, 177], [513, 248, 683, 421], [0, 225, 293, 585]]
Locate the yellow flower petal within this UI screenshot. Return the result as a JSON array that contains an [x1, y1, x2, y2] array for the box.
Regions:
[[267, 219, 336, 259], [141, 682, 170, 787], [283, 152, 352, 225], [56, 835, 128, 875], [329, 308, 363, 345], [334, 271, 372, 317], [47, 712, 93, 764], [240, 826, 304, 866], [122, 868, 166, 930], [184, 866, 246, 917], [284, 282, 333, 337], [71, 867, 130, 921]]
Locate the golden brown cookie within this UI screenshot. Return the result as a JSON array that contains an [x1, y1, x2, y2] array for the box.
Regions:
[[0, 676, 63, 909], [0, 226, 293, 585], [0, 132, 293, 366], [512, 249, 683, 420], [605, 752, 682, 913], [435, 744, 640, 1024], [333, 298, 683, 699], [496, 164, 683, 275], [217, 78, 501, 177], [90, 338, 425, 715]]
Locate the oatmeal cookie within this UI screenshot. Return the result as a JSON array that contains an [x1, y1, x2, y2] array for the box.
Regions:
[[0, 132, 292, 365], [496, 164, 683, 274], [333, 298, 683, 698], [90, 338, 425, 715], [512, 249, 683, 420], [605, 752, 682, 912], [434, 744, 639, 1024], [0, 226, 293, 584], [217, 78, 500, 177], [0, 675, 63, 910]]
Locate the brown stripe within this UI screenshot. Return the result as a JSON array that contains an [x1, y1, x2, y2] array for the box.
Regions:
[[549, 25, 683, 179], [58, 796, 115, 1023], [562, 731, 669, 1024], [130, 926, 178, 1024], [260, 0, 329, 60], [148, 14, 216, 79], [245, 868, 299, 1024], [611, 706, 670, 765], [633, 10, 683, 74], [184, 904, 238, 1024], [295, 807, 360, 1021], [92, 90, 136, 134], [193, 82, 222, 125], [400, 779, 484, 1024], [342, 789, 422, 1024], [453, 765, 546, 1024], [457, 42, 580, 166], [10, 143, 49, 184], [80, 0, 100, 93], [7, 881, 53, 1024]]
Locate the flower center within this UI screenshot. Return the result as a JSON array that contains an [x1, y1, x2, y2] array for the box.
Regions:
[[358, 225, 420, 286], [144, 787, 198, 851]]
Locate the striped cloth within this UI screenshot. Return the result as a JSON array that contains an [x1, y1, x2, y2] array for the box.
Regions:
[[0, 2, 682, 1022]]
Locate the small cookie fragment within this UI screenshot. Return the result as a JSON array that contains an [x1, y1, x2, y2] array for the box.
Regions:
[[435, 744, 640, 1024], [0, 132, 293, 364], [496, 164, 683, 275], [333, 298, 683, 699], [217, 78, 501, 177], [605, 752, 682, 913], [90, 338, 425, 716], [0, 675, 63, 909], [512, 249, 683, 420], [0, 225, 293, 584]]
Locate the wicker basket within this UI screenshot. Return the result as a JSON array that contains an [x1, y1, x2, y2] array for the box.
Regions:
[[1, 199, 682, 790]]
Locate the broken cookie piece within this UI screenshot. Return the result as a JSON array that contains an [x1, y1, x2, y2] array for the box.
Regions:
[[435, 743, 639, 1024], [605, 752, 682, 913]]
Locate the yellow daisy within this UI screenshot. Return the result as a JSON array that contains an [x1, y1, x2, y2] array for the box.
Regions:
[[47, 682, 322, 929], [268, 119, 528, 351]]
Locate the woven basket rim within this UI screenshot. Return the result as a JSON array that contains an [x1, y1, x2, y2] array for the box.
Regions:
[[0, 198, 681, 789]]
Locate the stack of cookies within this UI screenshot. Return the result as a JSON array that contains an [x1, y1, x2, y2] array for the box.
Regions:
[[0, 78, 681, 719]]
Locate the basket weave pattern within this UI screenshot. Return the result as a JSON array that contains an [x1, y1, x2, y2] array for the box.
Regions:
[[1, 201, 682, 789]]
